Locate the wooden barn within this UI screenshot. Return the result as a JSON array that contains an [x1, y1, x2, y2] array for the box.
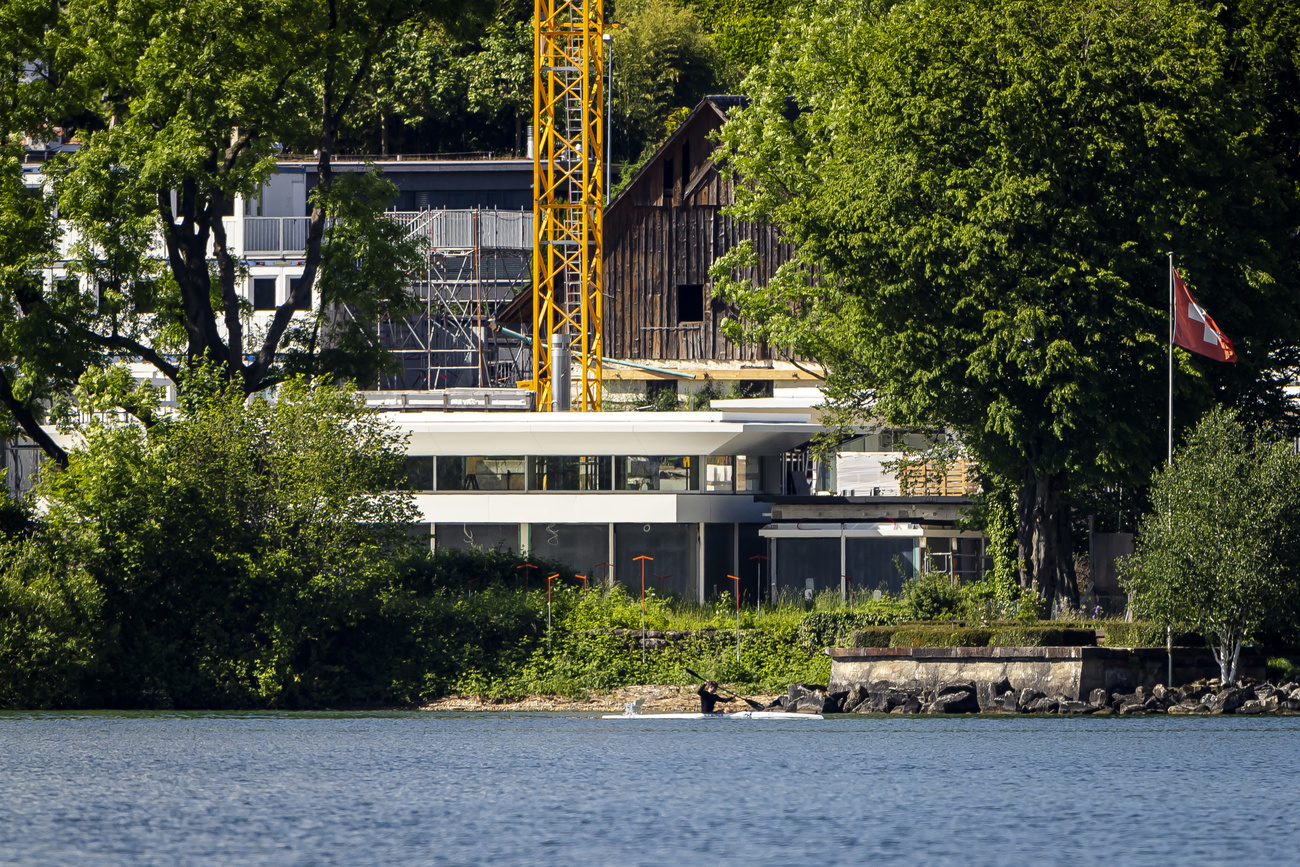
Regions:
[[598, 96, 821, 394]]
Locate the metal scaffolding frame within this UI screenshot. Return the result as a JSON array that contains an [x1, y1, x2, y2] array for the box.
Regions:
[[531, 0, 606, 410], [376, 209, 532, 390]]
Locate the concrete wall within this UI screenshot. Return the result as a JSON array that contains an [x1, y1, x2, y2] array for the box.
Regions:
[[828, 646, 1266, 706]]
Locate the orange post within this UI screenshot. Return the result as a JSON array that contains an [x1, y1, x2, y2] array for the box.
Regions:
[[546, 572, 559, 650], [517, 562, 537, 593], [576, 573, 589, 592], [634, 555, 653, 663]]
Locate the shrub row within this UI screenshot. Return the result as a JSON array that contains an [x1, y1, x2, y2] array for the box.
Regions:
[[848, 623, 1100, 649], [1099, 622, 1203, 648]]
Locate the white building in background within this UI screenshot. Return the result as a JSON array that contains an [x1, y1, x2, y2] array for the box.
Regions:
[[378, 404, 986, 603]]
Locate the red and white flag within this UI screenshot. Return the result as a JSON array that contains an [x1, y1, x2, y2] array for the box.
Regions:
[[1172, 267, 1236, 363]]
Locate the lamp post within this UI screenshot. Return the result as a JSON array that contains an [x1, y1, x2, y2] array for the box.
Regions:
[[634, 555, 653, 663], [728, 574, 741, 662]]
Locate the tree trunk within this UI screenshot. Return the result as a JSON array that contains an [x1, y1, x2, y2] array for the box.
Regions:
[[1017, 469, 1080, 613], [1214, 629, 1244, 685]]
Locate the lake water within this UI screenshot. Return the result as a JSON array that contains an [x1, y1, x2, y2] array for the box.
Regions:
[[1, 712, 1296, 866]]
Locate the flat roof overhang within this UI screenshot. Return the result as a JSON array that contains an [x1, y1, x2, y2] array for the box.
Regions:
[[388, 410, 821, 456]]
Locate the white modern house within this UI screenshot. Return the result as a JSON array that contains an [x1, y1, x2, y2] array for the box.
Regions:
[[374, 404, 985, 603]]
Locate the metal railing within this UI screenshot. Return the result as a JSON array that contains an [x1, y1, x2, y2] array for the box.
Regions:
[[244, 217, 311, 253], [242, 210, 532, 254]]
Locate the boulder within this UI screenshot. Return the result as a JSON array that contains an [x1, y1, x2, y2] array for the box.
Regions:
[[1019, 688, 1046, 712], [977, 677, 1014, 711], [1290, 687, 1300, 703], [1215, 687, 1247, 714], [1088, 688, 1109, 708], [1027, 697, 1059, 714], [765, 695, 787, 711], [1091, 706, 1115, 715], [1167, 702, 1201, 714], [937, 680, 976, 698], [1118, 701, 1146, 715], [926, 689, 980, 714], [1058, 701, 1091, 714], [846, 684, 869, 713], [791, 693, 826, 714], [825, 691, 849, 714], [997, 690, 1020, 714], [900, 696, 922, 714], [1237, 699, 1267, 715], [1178, 684, 1210, 703], [1134, 686, 1147, 701], [1152, 684, 1168, 701], [1283, 699, 1300, 712], [1111, 692, 1138, 711]]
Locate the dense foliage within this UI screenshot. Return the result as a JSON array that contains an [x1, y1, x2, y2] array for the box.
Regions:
[[711, 0, 1300, 609], [1122, 408, 1300, 684]]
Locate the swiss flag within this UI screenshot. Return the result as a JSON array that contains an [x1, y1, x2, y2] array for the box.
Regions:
[[1173, 267, 1236, 363]]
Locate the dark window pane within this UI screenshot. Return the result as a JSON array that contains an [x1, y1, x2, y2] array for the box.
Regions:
[[290, 276, 310, 310], [403, 456, 433, 491], [435, 523, 519, 552], [253, 278, 277, 310], [614, 523, 698, 600]]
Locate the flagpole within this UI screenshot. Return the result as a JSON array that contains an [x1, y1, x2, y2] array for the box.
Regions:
[[1168, 252, 1174, 467], [1167, 252, 1175, 687]]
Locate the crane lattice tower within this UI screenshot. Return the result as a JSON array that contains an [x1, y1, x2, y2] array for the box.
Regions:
[[531, 0, 605, 411]]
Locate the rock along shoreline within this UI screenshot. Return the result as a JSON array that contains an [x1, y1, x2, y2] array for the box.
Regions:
[[420, 679, 1300, 715]]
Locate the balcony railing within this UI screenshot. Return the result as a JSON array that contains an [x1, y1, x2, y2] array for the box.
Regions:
[[241, 209, 532, 255], [244, 217, 310, 253]]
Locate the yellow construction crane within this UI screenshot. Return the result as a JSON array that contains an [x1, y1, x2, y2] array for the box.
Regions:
[[529, 0, 606, 411]]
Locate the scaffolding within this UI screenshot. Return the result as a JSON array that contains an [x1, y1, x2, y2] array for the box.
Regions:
[[531, 0, 606, 410], [376, 209, 533, 390]]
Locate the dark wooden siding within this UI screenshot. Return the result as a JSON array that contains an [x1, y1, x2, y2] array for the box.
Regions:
[[602, 101, 793, 361]]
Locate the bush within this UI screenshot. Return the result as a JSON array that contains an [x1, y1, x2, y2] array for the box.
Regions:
[[902, 571, 962, 620]]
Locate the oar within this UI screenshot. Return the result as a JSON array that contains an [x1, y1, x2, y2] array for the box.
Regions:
[[684, 666, 765, 711]]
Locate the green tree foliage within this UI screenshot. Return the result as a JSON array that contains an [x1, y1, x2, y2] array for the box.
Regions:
[[0, 0, 476, 463], [610, 0, 720, 164], [33, 377, 416, 708], [684, 0, 792, 88], [712, 0, 1300, 609], [1122, 408, 1300, 685]]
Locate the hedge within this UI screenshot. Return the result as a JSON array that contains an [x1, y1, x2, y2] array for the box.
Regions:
[[988, 626, 1097, 647], [889, 626, 994, 648], [1101, 622, 1203, 648]]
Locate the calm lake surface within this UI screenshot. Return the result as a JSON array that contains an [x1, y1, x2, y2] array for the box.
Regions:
[[1, 711, 1296, 866]]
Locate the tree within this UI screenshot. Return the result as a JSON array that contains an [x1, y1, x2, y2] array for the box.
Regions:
[[711, 0, 1300, 608], [0, 0, 485, 465], [1121, 408, 1300, 684], [34, 375, 417, 707], [611, 0, 720, 164]]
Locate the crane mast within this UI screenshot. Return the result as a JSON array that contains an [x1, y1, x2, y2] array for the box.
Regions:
[[530, 0, 605, 411]]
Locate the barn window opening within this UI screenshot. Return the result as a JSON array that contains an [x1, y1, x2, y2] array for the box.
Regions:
[[662, 158, 674, 201], [676, 284, 705, 323]]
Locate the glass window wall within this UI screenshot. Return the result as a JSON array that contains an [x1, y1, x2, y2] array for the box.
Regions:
[[705, 456, 733, 492], [529, 456, 612, 491], [437, 456, 526, 491], [616, 456, 700, 491]]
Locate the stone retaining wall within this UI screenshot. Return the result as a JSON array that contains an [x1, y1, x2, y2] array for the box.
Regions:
[[827, 646, 1266, 708]]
